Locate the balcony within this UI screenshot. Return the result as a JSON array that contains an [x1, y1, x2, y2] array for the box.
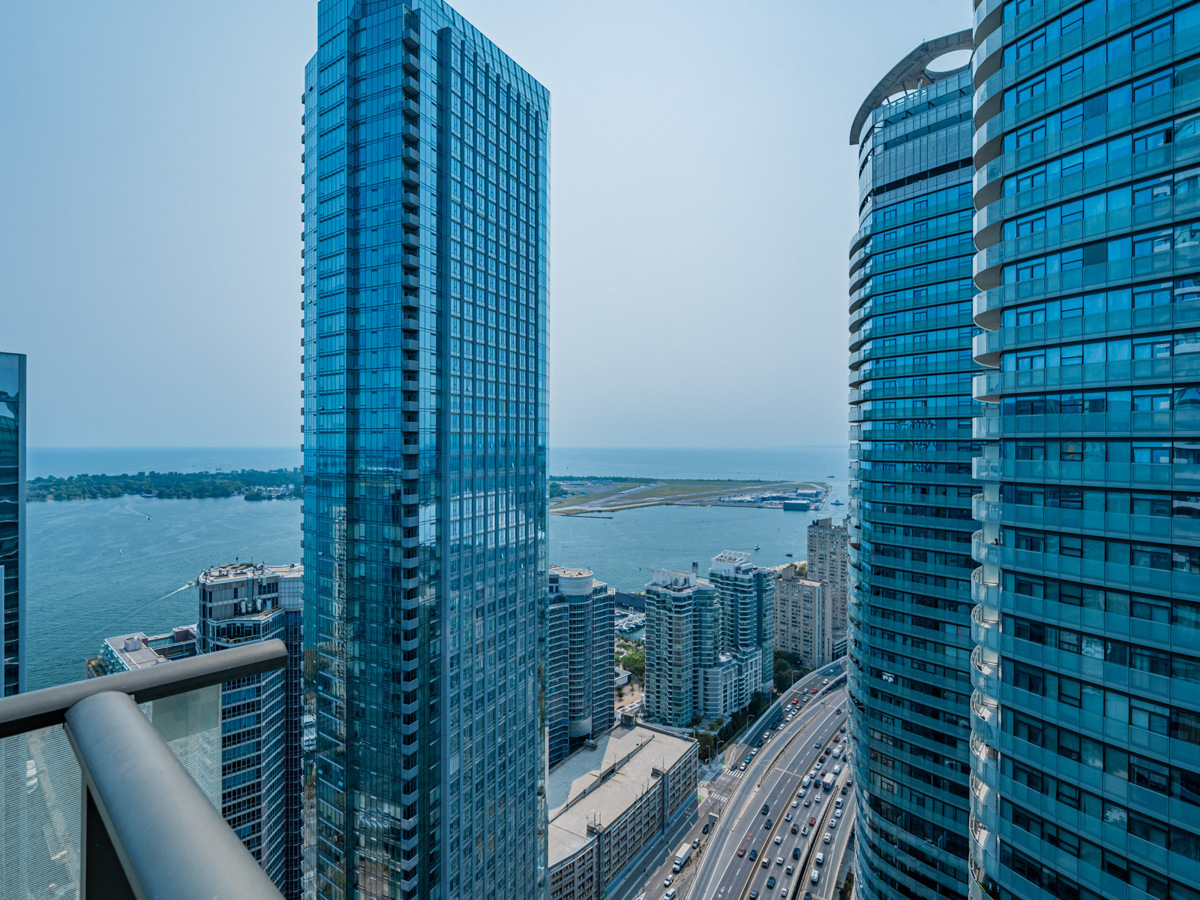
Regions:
[[0, 640, 287, 900]]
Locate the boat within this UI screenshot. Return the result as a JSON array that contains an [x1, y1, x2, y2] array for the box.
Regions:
[[785, 552, 793, 558], [827, 475, 836, 479], [754, 544, 761, 551], [832, 499, 844, 506]]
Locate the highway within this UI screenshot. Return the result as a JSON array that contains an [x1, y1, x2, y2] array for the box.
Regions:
[[687, 680, 849, 900]]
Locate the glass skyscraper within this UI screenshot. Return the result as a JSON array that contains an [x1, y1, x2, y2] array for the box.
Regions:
[[847, 32, 978, 900], [0, 351, 24, 697], [970, 2, 1200, 898], [301, 1, 549, 898]]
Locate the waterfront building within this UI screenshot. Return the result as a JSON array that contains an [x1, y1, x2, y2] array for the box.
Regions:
[[547, 565, 616, 768], [969, 4, 1200, 899], [708, 550, 776, 693], [301, 1, 550, 897], [806, 517, 850, 653], [86, 627, 199, 676], [197, 563, 304, 899], [0, 352, 25, 697], [847, 31, 978, 900], [774, 564, 830, 670], [546, 724, 698, 900], [644, 570, 714, 727]]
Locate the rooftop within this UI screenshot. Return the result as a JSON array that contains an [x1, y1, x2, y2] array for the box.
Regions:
[[549, 564, 593, 579], [198, 562, 302, 585], [548, 724, 696, 865]]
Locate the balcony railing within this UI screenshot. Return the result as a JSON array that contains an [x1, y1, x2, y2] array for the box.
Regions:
[[0, 639, 287, 900]]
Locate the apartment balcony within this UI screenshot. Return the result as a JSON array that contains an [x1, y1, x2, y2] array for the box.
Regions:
[[0, 640, 287, 900]]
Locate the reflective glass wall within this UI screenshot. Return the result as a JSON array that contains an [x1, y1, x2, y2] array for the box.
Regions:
[[302, 2, 549, 898], [971, 2, 1200, 898], [848, 38, 978, 900], [0, 352, 24, 697]]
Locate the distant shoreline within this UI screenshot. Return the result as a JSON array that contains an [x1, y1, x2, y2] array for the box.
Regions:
[[27, 468, 301, 503]]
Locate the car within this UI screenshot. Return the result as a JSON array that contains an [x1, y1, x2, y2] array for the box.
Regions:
[[811, 687, 818, 694], [750, 892, 759, 900], [745, 755, 753, 764], [762, 858, 770, 869], [751, 748, 759, 757], [765, 819, 773, 829], [829, 818, 837, 829], [822, 679, 829, 685], [847, 778, 854, 787], [813, 741, 821, 748], [835, 706, 842, 714], [793, 846, 801, 860], [841, 785, 849, 795], [664, 874, 674, 887], [814, 762, 822, 771], [823, 832, 832, 844], [798, 788, 806, 798], [693, 839, 700, 849], [791, 800, 799, 808], [833, 765, 842, 775], [808, 817, 816, 826], [811, 868, 820, 884], [776, 856, 784, 866], [665, 890, 678, 900], [785, 813, 793, 822], [786, 864, 795, 875], [801, 825, 810, 836], [766, 877, 777, 890], [835, 798, 843, 809], [804, 799, 811, 807], [815, 852, 825, 866], [703, 823, 711, 834], [774, 835, 783, 845], [781, 890, 789, 900], [762, 804, 770, 815], [749, 848, 758, 861], [840, 725, 847, 733], [740, 763, 747, 771], [737, 845, 747, 858], [791, 824, 799, 834]]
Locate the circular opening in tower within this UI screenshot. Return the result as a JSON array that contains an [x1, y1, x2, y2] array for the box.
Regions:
[[925, 49, 972, 74]]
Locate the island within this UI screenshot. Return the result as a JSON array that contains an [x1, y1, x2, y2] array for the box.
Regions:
[[549, 476, 829, 516], [27, 469, 302, 502]]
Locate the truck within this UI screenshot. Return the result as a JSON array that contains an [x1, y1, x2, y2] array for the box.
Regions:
[[673, 842, 692, 872], [821, 773, 836, 792]]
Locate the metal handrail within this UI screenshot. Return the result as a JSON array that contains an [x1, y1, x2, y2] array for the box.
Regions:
[[0, 639, 289, 899], [0, 638, 287, 738]]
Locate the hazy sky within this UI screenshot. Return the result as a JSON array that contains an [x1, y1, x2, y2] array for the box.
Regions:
[[0, 0, 969, 449]]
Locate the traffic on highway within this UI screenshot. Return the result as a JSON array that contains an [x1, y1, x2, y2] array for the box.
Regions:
[[686, 665, 852, 900]]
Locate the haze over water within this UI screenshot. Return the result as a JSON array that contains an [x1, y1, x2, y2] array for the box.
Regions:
[[25, 446, 849, 690]]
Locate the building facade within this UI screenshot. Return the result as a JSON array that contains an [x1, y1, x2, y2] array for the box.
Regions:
[[806, 517, 850, 650], [546, 725, 698, 900], [0, 352, 25, 697], [708, 550, 776, 692], [643, 570, 712, 727], [301, 2, 549, 897], [847, 31, 978, 900], [970, 3, 1200, 899], [774, 564, 830, 670], [547, 565, 616, 768], [197, 563, 304, 899]]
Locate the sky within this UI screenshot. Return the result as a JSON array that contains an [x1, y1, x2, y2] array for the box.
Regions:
[[0, 0, 970, 449]]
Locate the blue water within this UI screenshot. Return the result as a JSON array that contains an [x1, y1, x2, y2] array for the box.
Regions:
[[24, 447, 848, 690]]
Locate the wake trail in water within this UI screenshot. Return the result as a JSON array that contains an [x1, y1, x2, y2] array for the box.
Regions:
[[156, 582, 193, 603]]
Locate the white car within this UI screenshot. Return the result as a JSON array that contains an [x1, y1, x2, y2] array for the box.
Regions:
[[791, 799, 799, 808], [823, 832, 832, 844], [835, 809, 843, 818], [828, 818, 837, 829], [664, 874, 674, 887], [774, 835, 783, 845]]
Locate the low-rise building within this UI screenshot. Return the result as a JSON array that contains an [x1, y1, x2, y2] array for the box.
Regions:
[[547, 724, 699, 900]]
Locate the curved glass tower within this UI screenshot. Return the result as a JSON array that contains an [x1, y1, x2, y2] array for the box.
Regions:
[[847, 32, 978, 900], [971, 2, 1200, 899], [302, 2, 549, 898]]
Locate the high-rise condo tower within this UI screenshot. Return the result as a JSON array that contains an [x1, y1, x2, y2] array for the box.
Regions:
[[970, 3, 1200, 898], [302, 2, 550, 897], [847, 32, 978, 900]]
